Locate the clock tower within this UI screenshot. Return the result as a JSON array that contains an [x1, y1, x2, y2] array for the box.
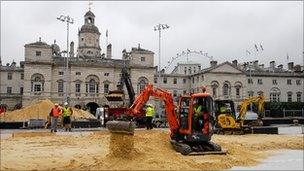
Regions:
[[77, 10, 101, 58]]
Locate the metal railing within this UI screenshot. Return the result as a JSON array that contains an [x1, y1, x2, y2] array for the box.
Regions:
[[265, 109, 304, 117]]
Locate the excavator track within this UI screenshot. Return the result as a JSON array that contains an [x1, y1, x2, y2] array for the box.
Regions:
[[170, 140, 227, 156]]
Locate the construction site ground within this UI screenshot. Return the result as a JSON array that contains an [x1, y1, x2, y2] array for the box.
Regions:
[[1, 127, 303, 170]]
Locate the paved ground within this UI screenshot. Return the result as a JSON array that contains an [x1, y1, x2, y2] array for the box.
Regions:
[[231, 150, 304, 170]]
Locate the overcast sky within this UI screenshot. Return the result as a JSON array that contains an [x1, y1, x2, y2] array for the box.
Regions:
[[1, 1, 303, 71]]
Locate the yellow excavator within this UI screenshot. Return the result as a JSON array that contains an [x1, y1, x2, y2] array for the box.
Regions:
[[215, 94, 265, 134]]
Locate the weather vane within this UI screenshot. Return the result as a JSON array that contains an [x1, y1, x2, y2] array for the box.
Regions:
[[88, 1, 93, 11]]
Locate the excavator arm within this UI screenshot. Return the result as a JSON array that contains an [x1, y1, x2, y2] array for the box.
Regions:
[[238, 95, 265, 124], [128, 84, 179, 134]]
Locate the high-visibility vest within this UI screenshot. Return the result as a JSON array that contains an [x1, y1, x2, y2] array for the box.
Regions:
[[62, 107, 72, 117], [145, 107, 155, 117], [194, 105, 202, 117], [51, 107, 61, 117]]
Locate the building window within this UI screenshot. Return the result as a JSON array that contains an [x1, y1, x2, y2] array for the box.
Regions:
[[34, 84, 41, 92], [173, 90, 177, 97], [76, 72, 81, 75], [58, 81, 64, 93], [173, 78, 177, 84], [223, 83, 230, 96], [236, 87, 240, 96], [192, 77, 194, 84], [154, 77, 157, 83], [258, 91, 264, 96], [81, 38, 84, 41], [201, 75, 204, 81], [297, 92, 302, 102], [184, 69, 187, 75], [189, 68, 192, 74], [248, 78, 253, 84], [248, 91, 254, 97], [287, 79, 292, 85], [272, 79, 277, 85], [212, 87, 217, 97], [31, 74, 44, 92], [287, 92, 292, 102], [196, 76, 199, 83], [141, 57, 145, 62], [75, 83, 81, 93], [258, 79, 263, 85], [20, 87, 23, 94], [36, 51, 41, 56], [7, 73, 12, 80], [104, 84, 109, 93], [163, 77, 167, 84], [59, 71, 64, 75], [183, 90, 187, 94], [296, 80, 301, 85], [183, 78, 186, 84], [104, 73, 109, 76], [7, 87, 12, 94], [21, 73, 24, 80], [89, 79, 97, 93]]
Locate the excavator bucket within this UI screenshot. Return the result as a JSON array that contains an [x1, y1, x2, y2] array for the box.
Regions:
[[106, 120, 136, 135]]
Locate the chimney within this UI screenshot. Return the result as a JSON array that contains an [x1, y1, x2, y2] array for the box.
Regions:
[[107, 44, 112, 59], [69, 41, 74, 57], [138, 43, 141, 49], [270, 61, 275, 69], [288, 62, 294, 70], [277, 64, 283, 69], [294, 65, 301, 72], [253, 60, 259, 68], [232, 60, 238, 66], [210, 60, 217, 67], [259, 64, 264, 69]]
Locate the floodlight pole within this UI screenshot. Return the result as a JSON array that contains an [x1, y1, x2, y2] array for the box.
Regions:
[[57, 15, 74, 103]]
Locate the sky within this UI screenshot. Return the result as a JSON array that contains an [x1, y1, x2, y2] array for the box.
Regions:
[[1, 1, 303, 72]]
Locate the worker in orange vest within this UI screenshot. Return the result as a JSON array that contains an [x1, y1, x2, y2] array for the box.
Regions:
[[50, 103, 62, 132]]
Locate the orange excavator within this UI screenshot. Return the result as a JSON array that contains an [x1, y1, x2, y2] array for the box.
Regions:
[[106, 84, 226, 155]]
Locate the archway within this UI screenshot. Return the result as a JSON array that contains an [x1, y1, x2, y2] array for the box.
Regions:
[[86, 102, 100, 115]]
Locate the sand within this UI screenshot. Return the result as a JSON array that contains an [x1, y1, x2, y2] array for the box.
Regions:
[[0, 99, 96, 122], [1, 130, 303, 170]]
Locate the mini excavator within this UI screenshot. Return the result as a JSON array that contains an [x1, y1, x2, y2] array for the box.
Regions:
[[215, 94, 265, 134], [106, 84, 227, 155]]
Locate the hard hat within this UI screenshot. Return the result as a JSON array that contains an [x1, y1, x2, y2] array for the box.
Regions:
[[54, 103, 59, 106], [64, 102, 68, 105]]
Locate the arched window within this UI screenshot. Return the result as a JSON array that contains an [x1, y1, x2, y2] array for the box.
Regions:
[[234, 81, 242, 98], [137, 77, 148, 93], [211, 81, 219, 97], [269, 87, 281, 102], [85, 75, 99, 94], [31, 73, 45, 92], [222, 81, 231, 97]]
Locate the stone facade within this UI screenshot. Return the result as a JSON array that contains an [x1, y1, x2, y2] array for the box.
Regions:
[[0, 10, 303, 113]]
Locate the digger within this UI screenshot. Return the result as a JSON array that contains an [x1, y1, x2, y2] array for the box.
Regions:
[[215, 94, 265, 134], [106, 84, 226, 155]]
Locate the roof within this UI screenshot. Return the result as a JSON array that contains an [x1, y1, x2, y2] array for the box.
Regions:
[[85, 10, 95, 17], [25, 41, 51, 48], [79, 24, 100, 34]]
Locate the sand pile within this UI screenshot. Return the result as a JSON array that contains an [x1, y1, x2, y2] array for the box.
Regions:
[[0, 99, 96, 122], [1, 130, 303, 170], [107, 133, 139, 158]]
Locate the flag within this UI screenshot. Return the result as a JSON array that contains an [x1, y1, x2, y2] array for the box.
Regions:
[[254, 44, 259, 51], [246, 50, 251, 55], [106, 29, 108, 37], [260, 44, 264, 51]]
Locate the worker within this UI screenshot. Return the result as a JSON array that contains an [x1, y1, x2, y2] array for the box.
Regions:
[[62, 102, 73, 132], [50, 103, 62, 133], [193, 98, 210, 134], [145, 104, 155, 130], [220, 105, 227, 113]]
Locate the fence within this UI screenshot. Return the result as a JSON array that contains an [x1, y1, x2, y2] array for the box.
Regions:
[[265, 108, 304, 117]]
